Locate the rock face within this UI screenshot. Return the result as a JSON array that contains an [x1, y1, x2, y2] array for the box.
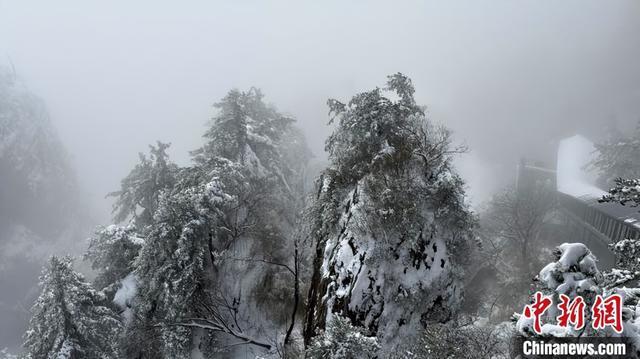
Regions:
[[303, 74, 475, 351], [305, 170, 472, 349]]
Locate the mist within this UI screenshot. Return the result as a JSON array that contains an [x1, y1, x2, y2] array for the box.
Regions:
[[1, 0, 640, 355], [1, 0, 638, 213]]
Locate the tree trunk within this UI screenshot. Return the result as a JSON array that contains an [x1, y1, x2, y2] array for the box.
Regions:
[[284, 242, 299, 344]]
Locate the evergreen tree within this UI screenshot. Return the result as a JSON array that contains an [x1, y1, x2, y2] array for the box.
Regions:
[[306, 316, 380, 359], [599, 177, 640, 206], [189, 88, 312, 354], [85, 142, 178, 356], [23, 256, 121, 359], [119, 88, 311, 358], [192, 87, 295, 173], [109, 141, 178, 229], [125, 170, 231, 358], [415, 318, 510, 359], [85, 224, 143, 294]]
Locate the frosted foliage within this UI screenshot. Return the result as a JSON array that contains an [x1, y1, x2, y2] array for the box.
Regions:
[[601, 178, 640, 206], [109, 141, 178, 227], [414, 320, 511, 359], [90, 85, 313, 358], [307, 316, 380, 359], [131, 176, 229, 358], [85, 224, 142, 291], [192, 87, 296, 176], [23, 256, 121, 359]]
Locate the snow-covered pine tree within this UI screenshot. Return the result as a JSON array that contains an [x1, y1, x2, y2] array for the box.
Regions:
[[85, 224, 143, 296], [124, 168, 233, 358], [303, 73, 475, 353], [108, 141, 179, 229], [193, 87, 312, 346], [117, 88, 311, 358], [86, 142, 176, 300], [306, 316, 380, 359], [192, 88, 303, 174], [515, 243, 601, 337], [599, 178, 640, 207], [414, 317, 510, 359], [23, 256, 121, 359], [82, 143, 179, 357]]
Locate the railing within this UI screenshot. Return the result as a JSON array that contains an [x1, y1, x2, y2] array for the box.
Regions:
[[557, 192, 640, 244], [517, 162, 640, 245]]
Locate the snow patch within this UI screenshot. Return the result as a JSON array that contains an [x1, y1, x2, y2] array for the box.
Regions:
[[113, 273, 138, 323]]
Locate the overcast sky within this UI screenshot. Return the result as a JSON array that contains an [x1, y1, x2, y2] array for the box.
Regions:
[[1, 0, 639, 216]]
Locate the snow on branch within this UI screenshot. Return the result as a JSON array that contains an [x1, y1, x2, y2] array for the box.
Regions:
[[159, 319, 272, 350]]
